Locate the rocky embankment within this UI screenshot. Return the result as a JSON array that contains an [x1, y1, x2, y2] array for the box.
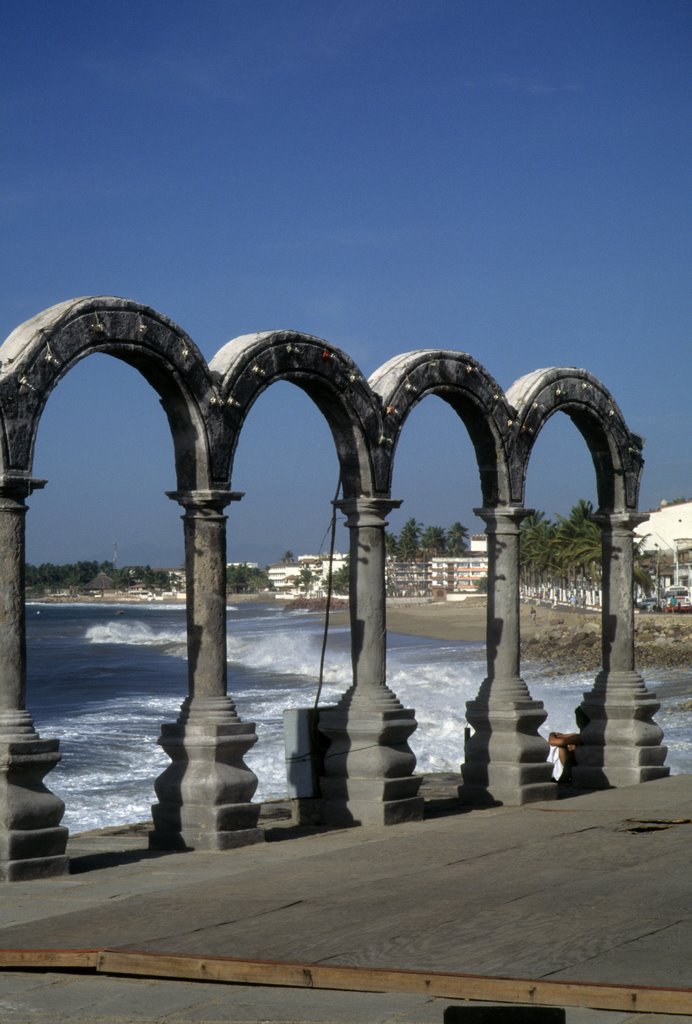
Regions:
[[285, 596, 348, 611], [521, 608, 692, 674]]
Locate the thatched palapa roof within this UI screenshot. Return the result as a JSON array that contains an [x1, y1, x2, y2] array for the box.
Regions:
[[83, 572, 115, 593]]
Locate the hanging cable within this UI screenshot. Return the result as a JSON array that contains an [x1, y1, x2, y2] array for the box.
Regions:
[[314, 471, 343, 709]]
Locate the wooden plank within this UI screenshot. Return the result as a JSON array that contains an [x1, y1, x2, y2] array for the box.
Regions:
[[97, 950, 692, 1015], [0, 948, 99, 969]]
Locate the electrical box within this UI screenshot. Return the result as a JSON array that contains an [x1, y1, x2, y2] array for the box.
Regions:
[[283, 708, 320, 798]]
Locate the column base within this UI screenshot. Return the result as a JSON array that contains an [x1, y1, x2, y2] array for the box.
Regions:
[[0, 840, 69, 882], [459, 773, 557, 807], [572, 671, 670, 790], [572, 737, 670, 790], [459, 695, 556, 807], [572, 765, 669, 790], [0, 737, 69, 882], [150, 811, 264, 851], [318, 777, 424, 826], [317, 703, 423, 826], [150, 698, 262, 851]]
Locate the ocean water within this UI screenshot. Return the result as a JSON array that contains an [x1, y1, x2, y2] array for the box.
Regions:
[[25, 601, 692, 834]]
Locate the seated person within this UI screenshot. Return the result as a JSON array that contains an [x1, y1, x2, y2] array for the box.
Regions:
[[548, 731, 581, 783], [548, 708, 588, 784]]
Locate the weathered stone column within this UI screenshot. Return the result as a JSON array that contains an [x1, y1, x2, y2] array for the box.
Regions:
[[150, 489, 262, 850], [572, 512, 669, 789], [0, 476, 68, 881], [459, 507, 555, 806], [318, 497, 424, 825]]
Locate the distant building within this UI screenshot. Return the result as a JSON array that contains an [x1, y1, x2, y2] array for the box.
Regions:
[[429, 554, 488, 595], [635, 499, 692, 589], [387, 535, 489, 598], [267, 542, 490, 600], [386, 559, 429, 597], [267, 553, 347, 597], [468, 533, 488, 554], [266, 561, 302, 595], [83, 572, 116, 596]]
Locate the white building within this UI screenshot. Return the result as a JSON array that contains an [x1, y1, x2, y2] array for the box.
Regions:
[[387, 559, 429, 597], [429, 554, 489, 594], [634, 499, 692, 589], [267, 553, 348, 597], [468, 533, 488, 554], [266, 561, 302, 595], [387, 535, 489, 598], [299, 553, 348, 596]]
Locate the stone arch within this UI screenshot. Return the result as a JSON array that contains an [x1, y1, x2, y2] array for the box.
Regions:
[[209, 330, 385, 498], [506, 367, 644, 513], [369, 350, 514, 506], [0, 296, 220, 490], [0, 303, 667, 873]]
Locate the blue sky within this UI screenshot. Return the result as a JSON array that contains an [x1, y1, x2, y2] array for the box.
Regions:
[[1, 0, 689, 567]]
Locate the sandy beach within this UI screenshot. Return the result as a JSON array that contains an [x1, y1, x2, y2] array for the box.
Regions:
[[332, 598, 692, 674], [333, 598, 581, 644], [341, 600, 490, 643]]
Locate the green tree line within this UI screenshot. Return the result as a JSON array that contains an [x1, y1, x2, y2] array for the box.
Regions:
[[385, 519, 470, 561], [226, 564, 270, 594], [26, 560, 271, 596], [520, 500, 652, 596], [25, 561, 178, 594]]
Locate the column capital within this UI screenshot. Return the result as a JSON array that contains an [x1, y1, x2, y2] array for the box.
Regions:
[[167, 489, 244, 516], [474, 506, 535, 533], [0, 476, 46, 503], [592, 510, 649, 534], [336, 496, 402, 529]]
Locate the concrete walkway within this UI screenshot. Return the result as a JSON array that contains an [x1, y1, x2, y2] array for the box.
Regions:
[[1, 776, 691, 1023]]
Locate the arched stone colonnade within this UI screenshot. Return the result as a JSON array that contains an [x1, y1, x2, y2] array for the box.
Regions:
[[0, 297, 668, 880]]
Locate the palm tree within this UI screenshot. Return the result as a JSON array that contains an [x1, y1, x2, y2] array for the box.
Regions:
[[298, 566, 315, 595], [330, 557, 350, 595], [446, 521, 469, 556], [553, 501, 601, 598], [633, 537, 655, 595], [384, 530, 399, 558], [521, 500, 654, 606], [397, 518, 422, 562], [282, 550, 295, 564], [420, 525, 447, 560], [520, 511, 557, 595]]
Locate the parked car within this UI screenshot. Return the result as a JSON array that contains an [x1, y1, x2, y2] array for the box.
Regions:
[[637, 598, 660, 612]]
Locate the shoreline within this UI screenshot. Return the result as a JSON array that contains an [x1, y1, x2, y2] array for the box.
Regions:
[[330, 599, 488, 643], [29, 593, 692, 675], [335, 600, 692, 676], [28, 591, 272, 605]]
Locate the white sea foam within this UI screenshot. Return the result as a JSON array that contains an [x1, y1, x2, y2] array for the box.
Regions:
[[229, 629, 351, 685], [85, 620, 187, 651], [46, 700, 173, 834]]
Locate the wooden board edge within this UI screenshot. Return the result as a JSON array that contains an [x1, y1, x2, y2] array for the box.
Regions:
[[0, 949, 99, 969], [96, 950, 692, 1015]]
